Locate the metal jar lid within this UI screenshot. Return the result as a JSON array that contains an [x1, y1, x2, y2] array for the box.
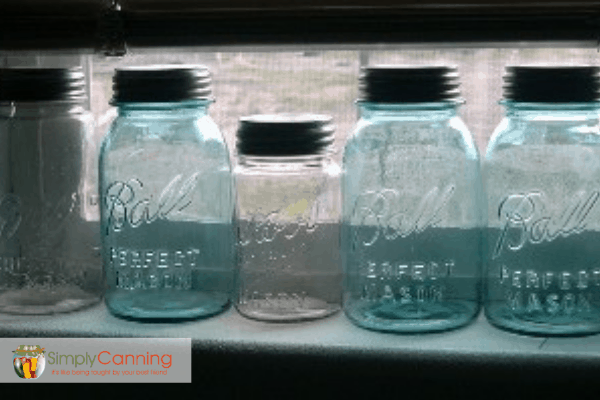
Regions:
[[358, 65, 460, 103], [0, 67, 86, 102], [111, 64, 213, 104], [236, 114, 335, 157], [503, 66, 600, 103]]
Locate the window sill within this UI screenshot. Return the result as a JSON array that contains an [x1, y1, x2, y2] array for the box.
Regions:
[[2, 303, 598, 394], [2, 304, 599, 363]]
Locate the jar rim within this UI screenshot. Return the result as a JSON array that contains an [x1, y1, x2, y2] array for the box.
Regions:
[[356, 99, 464, 108], [499, 100, 600, 109], [236, 152, 338, 167], [237, 151, 335, 161], [113, 99, 214, 108]]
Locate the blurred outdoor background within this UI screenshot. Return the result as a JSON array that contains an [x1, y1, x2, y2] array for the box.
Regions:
[[3, 46, 600, 220], [90, 47, 600, 159]]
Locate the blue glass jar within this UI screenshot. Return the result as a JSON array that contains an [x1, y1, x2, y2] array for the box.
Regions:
[[485, 66, 600, 336], [342, 66, 483, 333], [99, 65, 235, 320]]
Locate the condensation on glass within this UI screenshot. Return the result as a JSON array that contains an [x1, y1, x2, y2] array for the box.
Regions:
[[342, 66, 483, 333], [234, 114, 342, 322], [484, 66, 600, 336], [99, 65, 235, 320], [0, 67, 103, 314]]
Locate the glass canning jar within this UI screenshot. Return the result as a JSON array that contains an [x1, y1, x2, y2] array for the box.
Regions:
[[234, 114, 342, 322], [0, 67, 102, 314], [99, 65, 235, 320], [342, 66, 483, 333], [485, 66, 600, 336]]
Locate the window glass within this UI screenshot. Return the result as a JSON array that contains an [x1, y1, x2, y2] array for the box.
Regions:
[[3, 46, 600, 222], [91, 47, 600, 157]]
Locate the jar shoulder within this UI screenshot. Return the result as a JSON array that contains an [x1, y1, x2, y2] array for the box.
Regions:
[[344, 116, 479, 161], [101, 114, 228, 155], [486, 115, 600, 160], [235, 158, 340, 178], [341, 116, 482, 195], [1, 110, 94, 125]]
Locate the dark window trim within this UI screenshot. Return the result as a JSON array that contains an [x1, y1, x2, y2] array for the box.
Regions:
[[2, 1, 600, 50]]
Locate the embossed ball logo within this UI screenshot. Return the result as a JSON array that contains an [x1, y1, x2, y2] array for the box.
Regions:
[[13, 345, 46, 379]]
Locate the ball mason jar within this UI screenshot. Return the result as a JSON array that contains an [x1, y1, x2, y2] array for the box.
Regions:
[[0, 67, 102, 314], [99, 65, 235, 320], [234, 114, 342, 322], [342, 66, 483, 333], [485, 66, 600, 336]]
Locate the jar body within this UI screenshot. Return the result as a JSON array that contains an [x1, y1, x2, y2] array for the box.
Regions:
[[99, 102, 234, 320], [234, 156, 342, 321], [484, 103, 600, 335], [0, 102, 102, 314], [342, 103, 483, 332]]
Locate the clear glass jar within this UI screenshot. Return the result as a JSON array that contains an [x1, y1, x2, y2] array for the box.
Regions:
[[342, 66, 483, 333], [99, 66, 234, 320], [234, 115, 342, 322], [484, 66, 600, 336], [0, 67, 102, 314]]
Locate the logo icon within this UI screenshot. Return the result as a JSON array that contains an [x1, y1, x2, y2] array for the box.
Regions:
[[13, 345, 46, 379]]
